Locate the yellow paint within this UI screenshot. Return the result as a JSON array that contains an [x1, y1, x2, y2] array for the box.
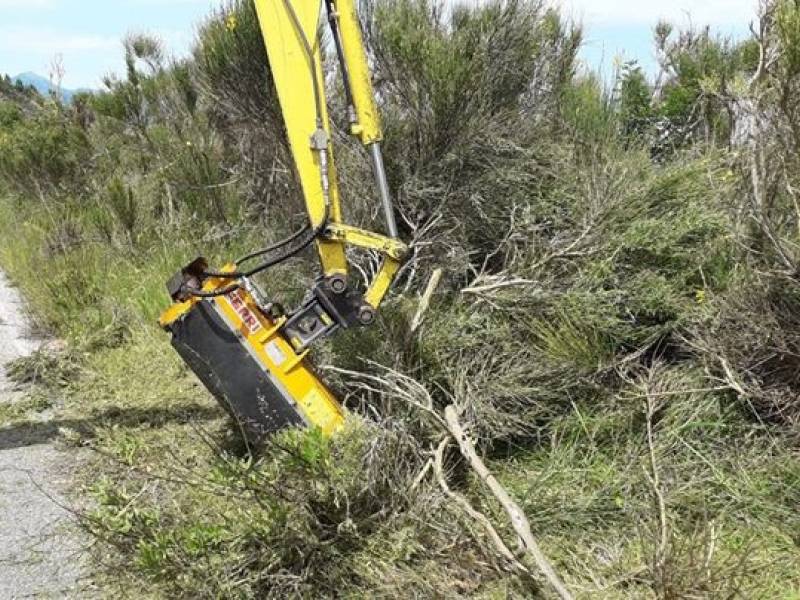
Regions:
[[252, 0, 347, 278], [364, 257, 401, 309], [251, 0, 404, 300], [161, 0, 407, 439], [331, 0, 383, 143], [325, 223, 408, 260], [300, 388, 340, 433], [158, 298, 197, 328], [212, 285, 345, 436]]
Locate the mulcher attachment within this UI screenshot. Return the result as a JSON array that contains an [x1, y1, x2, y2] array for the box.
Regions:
[[159, 259, 345, 446]]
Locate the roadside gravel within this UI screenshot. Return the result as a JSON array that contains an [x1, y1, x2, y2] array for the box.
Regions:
[[0, 271, 90, 598]]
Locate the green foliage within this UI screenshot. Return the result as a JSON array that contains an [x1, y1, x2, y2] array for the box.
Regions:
[[0, 106, 90, 195], [560, 73, 617, 147], [171, 60, 198, 115], [0, 101, 22, 128], [0, 0, 798, 597], [192, 0, 295, 212], [617, 61, 653, 135], [105, 177, 138, 239], [89, 89, 128, 121], [372, 0, 579, 173], [651, 23, 759, 147], [776, 0, 800, 76], [364, 0, 581, 279], [0, 72, 40, 101], [84, 422, 457, 597], [194, 0, 275, 125]]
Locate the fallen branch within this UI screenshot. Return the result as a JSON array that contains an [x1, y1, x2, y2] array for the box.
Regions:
[[642, 389, 669, 574], [443, 405, 574, 600], [461, 276, 535, 295], [410, 268, 443, 333], [433, 438, 525, 572], [410, 457, 433, 491]]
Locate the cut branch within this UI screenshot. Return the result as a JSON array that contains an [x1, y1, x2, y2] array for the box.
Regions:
[[410, 268, 443, 333], [433, 437, 525, 572], [443, 405, 574, 600]]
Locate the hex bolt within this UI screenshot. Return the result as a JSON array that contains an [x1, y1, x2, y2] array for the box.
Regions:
[[358, 306, 376, 325], [329, 274, 347, 294]]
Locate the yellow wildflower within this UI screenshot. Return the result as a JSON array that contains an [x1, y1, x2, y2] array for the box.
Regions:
[[695, 289, 707, 304]]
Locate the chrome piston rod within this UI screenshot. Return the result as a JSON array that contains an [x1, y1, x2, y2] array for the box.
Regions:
[[368, 142, 399, 238]]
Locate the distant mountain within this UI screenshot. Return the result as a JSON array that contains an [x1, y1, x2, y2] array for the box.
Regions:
[[11, 72, 90, 103]]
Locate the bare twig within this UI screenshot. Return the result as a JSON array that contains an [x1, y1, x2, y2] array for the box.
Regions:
[[642, 389, 669, 574], [410, 457, 433, 491], [433, 437, 525, 572], [443, 405, 574, 600], [410, 268, 443, 333], [461, 276, 536, 295]]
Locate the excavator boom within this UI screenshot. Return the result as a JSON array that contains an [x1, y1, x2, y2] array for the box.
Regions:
[[158, 0, 406, 445]]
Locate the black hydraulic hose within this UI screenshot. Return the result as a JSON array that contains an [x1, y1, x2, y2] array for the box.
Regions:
[[201, 203, 330, 280], [201, 230, 315, 280], [189, 0, 336, 295], [228, 229, 315, 277], [325, 0, 356, 121], [184, 283, 241, 298], [209, 0, 332, 280], [235, 223, 311, 266]]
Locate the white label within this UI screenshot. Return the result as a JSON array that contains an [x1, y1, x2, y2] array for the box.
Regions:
[[265, 341, 286, 366]]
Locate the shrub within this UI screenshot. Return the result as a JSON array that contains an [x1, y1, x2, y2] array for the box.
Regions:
[[369, 0, 580, 175], [105, 176, 138, 240], [0, 100, 22, 128], [193, 0, 297, 213], [0, 106, 91, 196], [691, 273, 800, 426], [1, 0, 799, 597], [360, 0, 581, 284]]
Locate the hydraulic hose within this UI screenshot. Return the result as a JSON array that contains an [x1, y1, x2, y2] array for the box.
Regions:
[[235, 223, 312, 266], [183, 283, 242, 298], [199, 202, 330, 281], [189, 0, 339, 294]]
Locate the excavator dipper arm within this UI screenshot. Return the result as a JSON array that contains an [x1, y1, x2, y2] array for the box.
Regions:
[[158, 0, 406, 445]]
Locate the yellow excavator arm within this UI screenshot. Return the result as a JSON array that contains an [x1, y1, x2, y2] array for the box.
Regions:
[[158, 0, 406, 445], [252, 0, 404, 311]]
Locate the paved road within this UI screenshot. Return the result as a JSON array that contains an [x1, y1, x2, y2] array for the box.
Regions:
[[0, 271, 88, 598]]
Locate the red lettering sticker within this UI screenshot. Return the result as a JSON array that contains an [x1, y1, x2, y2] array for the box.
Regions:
[[224, 290, 263, 334]]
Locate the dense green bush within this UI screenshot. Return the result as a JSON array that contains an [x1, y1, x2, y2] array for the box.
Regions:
[[0, 100, 22, 128], [362, 0, 582, 282], [193, 0, 297, 213], [0, 106, 91, 195], [0, 0, 799, 597]]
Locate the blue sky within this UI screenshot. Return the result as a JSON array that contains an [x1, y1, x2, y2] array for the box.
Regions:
[[565, 0, 757, 76], [0, 0, 758, 89]]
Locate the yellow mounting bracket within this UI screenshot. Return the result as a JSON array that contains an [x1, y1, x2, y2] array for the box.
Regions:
[[252, 0, 405, 312], [324, 223, 408, 260], [323, 223, 407, 309]]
